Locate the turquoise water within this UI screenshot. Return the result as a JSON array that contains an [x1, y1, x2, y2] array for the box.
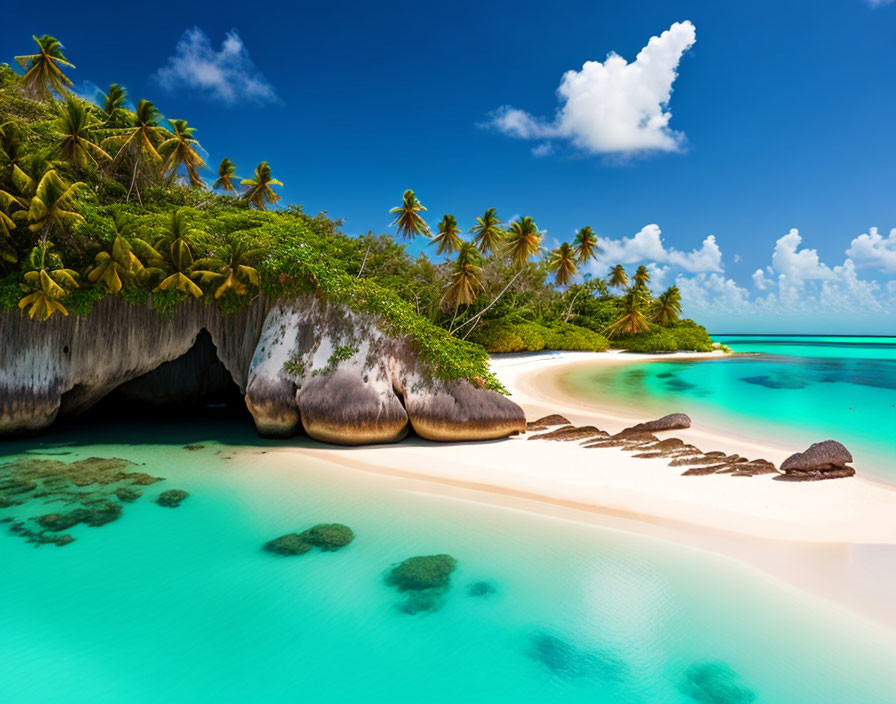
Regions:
[[2, 419, 896, 702], [564, 336, 896, 478]]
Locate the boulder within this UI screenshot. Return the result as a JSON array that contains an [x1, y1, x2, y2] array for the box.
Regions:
[[616, 413, 691, 437], [526, 414, 571, 431], [777, 440, 855, 481], [527, 425, 608, 442]]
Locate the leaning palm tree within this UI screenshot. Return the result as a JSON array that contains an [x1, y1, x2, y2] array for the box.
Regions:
[[100, 83, 128, 119], [470, 207, 504, 255], [548, 242, 578, 287], [609, 264, 628, 289], [14, 169, 85, 244], [431, 214, 463, 256], [14, 35, 75, 101], [504, 216, 542, 269], [159, 119, 206, 188], [652, 285, 683, 326], [605, 289, 652, 338], [573, 226, 598, 264], [54, 98, 111, 169], [442, 243, 482, 330], [213, 158, 238, 193], [632, 264, 651, 291], [192, 237, 262, 299], [389, 189, 429, 239], [17, 241, 79, 319], [102, 99, 168, 202], [241, 161, 283, 210]]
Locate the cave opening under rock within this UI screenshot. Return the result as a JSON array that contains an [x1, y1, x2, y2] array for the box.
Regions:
[[65, 329, 248, 425]]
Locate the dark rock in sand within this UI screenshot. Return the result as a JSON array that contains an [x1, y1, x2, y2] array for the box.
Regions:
[[528, 425, 608, 442], [156, 489, 189, 507], [616, 413, 691, 437], [775, 466, 856, 482], [780, 440, 853, 473], [583, 434, 658, 449], [681, 464, 733, 476], [526, 414, 571, 431]]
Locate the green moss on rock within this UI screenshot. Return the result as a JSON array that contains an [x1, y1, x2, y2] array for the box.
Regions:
[[156, 489, 189, 507], [298, 523, 355, 551], [263, 533, 312, 555], [387, 554, 457, 592]]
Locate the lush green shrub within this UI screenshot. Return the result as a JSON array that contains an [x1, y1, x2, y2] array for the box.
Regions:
[[387, 554, 458, 591], [471, 317, 607, 353], [620, 330, 679, 352], [541, 322, 609, 352]]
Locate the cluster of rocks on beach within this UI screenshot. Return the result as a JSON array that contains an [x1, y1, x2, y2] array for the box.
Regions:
[[527, 413, 856, 481]]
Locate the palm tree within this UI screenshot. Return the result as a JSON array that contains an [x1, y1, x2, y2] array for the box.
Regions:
[[150, 239, 213, 298], [504, 216, 542, 269], [0, 190, 18, 264], [241, 161, 283, 210], [14, 170, 85, 243], [102, 99, 168, 201], [605, 289, 651, 338], [573, 226, 598, 264], [17, 241, 79, 319], [14, 35, 75, 101], [213, 158, 238, 193], [652, 285, 682, 326], [193, 237, 262, 299], [442, 243, 482, 330], [159, 119, 206, 188], [87, 233, 144, 294], [633, 264, 651, 291], [100, 83, 128, 120], [548, 242, 578, 287], [470, 207, 504, 255], [609, 264, 628, 289], [389, 189, 429, 239], [54, 98, 111, 169], [431, 214, 463, 256]]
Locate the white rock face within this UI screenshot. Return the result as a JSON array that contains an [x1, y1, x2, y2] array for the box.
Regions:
[[0, 296, 526, 444]]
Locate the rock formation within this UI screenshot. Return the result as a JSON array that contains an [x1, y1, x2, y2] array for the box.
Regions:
[[616, 413, 691, 437], [0, 296, 525, 445], [776, 440, 856, 481]]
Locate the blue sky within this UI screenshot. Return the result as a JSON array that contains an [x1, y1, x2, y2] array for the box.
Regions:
[[3, 0, 895, 332]]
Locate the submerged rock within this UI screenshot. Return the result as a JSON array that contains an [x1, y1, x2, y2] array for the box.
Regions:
[[678, 661, 756, 703], [616, 413, 691, 437], [263, 533, 312, 556], [528, 632, 628, 681], [298, 523, 354, 551], [467, 580, 497, 597], [114, 486, 143, 503], [387, 554, 457, 592], [397, 590, 446, 615], [156, 489, 189, 507]]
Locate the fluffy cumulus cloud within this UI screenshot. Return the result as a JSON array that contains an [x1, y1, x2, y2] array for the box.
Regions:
[[154, 28, 278, 105], [845, 227, 896, 272], [594, 224, 723, 274], [488, 21, 696, 156], [676, 227, 896, 332]]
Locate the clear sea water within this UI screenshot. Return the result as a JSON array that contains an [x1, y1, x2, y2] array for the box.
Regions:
[[563, 336, 896, 480], [2, 418, 895, 703]]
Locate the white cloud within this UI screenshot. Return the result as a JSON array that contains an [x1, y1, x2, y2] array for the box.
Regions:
[[846, 227, 896, 272], [531, 142, 554, 158], [594, 224, 723, 273], [154, 28, 278, 105], [868, 0, 895, 7], [488, 21, 696, 155]]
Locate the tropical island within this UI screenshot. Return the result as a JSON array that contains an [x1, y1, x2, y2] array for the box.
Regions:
[[0, 35, 715, 442]]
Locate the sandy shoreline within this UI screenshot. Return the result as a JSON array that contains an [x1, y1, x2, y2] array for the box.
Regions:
[[269, 349, 896, 627]]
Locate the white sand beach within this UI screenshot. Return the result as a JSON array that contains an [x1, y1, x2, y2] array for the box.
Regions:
[[265, 350, 896, 627]]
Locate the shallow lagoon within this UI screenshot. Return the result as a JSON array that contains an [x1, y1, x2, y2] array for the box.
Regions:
[[563, 336, 896, 479], [2, 419, 895, 703]]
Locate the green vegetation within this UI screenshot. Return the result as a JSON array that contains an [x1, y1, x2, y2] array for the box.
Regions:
[[387, 554, 458, 591], [0, 33, 715, 395], [263, 533, 313, 556]]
